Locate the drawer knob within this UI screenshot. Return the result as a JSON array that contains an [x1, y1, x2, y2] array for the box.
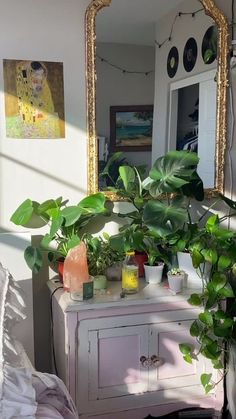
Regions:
[[151, 355, 164, 367], [140, 356, 150, 368]]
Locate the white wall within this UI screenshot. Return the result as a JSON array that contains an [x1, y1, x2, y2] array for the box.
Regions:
[[96, 42, 155, 170], [0, 0, 90, 371], [0, 0, 89, 232]]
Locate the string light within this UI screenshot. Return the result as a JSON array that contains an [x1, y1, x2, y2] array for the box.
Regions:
[[155, 8, 204, 49], [97, 7, 205, 75], [97, 54, 154, 76]]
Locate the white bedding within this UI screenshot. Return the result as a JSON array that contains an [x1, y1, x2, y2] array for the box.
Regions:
[[0, 263, 78, 419]]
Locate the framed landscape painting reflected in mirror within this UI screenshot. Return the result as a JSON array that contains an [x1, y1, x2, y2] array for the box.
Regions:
[[110, 105, 153, 152]]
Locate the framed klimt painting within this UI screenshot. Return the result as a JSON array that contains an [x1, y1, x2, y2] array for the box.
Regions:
[[3, 59, 65, 139], [110, 105, 153, 152]]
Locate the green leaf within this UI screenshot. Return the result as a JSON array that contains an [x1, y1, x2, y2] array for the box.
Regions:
[[40, 234, 54, 250], [119, 166, 136, 191], [206, 214, 219, 231], [202, 335, 214, 345], [100, 152, 124, 176], [214, 322, 233, 337], [218, 255, 232, 270], [204, 341, 220, 359], [143, 200, 187, 237], [214, 310, 227, 320], [50, 213, 63, 236], [146, 151, 199, 195], [181, 170, 204, 201], [212, 359, 223, 369], [183, 354, 193, 364], [199, 311, 213, 327], [24, 246, 43, 273], [201, 373, 212, 387], [218, 285, 235, 298], [179, 343, 192, 355], [61, 206, 82, 227], [212, 272, 227, 292], [176, 239, 187, 252], [190, 320, 201, 337], [134, 197, 144, 210], [192, 249, 204, 268], [188, 294, 202, 306], [205, 292, 217, 310], [102, 232, 110, 241], [10, 199, 34, 226], [37, 199, 58, 215], [78, 193, 107, 214], [202, 248, 218, 265], [205, 384, 214, 394], [67, 235, 81, 251]]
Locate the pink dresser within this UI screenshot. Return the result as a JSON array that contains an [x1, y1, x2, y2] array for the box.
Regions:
[[48, 279, 223, 419]]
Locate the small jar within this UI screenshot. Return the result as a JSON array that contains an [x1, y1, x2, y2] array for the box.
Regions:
[[122, 251, 139, 294]]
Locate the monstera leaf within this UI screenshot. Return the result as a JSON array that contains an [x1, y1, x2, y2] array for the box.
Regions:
[[181, 170, 204, 201], [143, 198, 188, 237], [145, 151, 199, 197]]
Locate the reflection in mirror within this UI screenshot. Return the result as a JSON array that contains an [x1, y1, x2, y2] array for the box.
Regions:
[[86, 0, 229, 197]]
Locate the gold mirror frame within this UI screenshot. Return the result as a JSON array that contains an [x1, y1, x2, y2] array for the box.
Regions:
[[86, 0, 230, 199]]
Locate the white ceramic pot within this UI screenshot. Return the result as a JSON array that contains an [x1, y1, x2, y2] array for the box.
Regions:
[[177, 251, 211, 289], [168, 273, 184, 294], [144, 263, 164, 284]]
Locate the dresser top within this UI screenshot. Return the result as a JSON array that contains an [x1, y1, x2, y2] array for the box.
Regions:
[[48, 277, 200, 313]]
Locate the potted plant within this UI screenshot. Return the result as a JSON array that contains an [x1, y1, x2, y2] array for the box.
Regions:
[[85, 233, 124, 287], [10, 193, 110, 275], [141, 150, 207, 287], [179, 202, 236, 393], [104, 155, 149, 276], [167, 267, 185, 294], [143, 236, 169, 284]]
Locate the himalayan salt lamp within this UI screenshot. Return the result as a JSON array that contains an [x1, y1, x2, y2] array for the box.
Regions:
[[63, 242, 90, 295]]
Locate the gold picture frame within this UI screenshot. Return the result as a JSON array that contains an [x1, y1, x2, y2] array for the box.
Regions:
[[85, 0, 230, 199]]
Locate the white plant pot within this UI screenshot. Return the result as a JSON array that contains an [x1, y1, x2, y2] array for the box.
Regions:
[[168, 273, 184, 294], [144, 263, 164, 284], [177, 251, 211, 289]]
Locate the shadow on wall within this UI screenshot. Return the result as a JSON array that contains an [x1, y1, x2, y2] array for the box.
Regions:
[[0, 152, 87, 194]]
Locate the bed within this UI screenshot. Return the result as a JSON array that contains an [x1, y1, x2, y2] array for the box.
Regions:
[[0, 262, 78, 419]]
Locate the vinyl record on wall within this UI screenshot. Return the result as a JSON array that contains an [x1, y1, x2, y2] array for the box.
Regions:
[[183, 37, 198, 72], [202, 25, 217, 64], [167, 46, 179, 78]]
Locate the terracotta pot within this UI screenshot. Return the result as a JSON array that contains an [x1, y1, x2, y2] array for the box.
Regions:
[[134, 252, 148, 277]]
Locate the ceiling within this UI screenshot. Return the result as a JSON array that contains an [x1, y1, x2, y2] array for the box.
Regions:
[[96, 0, 185, 46]]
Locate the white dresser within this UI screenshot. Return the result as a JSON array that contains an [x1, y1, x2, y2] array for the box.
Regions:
[[48, 278, 223, 419]]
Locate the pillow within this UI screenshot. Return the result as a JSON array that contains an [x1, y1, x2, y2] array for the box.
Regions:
[[0, 263, 37, 418]]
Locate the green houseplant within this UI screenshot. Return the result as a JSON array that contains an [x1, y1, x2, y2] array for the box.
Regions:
[[178, 202, 236, 393], [10, 193, 110, 273], [85, 233, 124, 282], [167, 267, 185, 293], [108, 150, 203, 277]]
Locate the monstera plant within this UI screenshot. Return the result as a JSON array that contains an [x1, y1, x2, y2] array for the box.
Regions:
[[142, 150, 204, 237], [10, 193, 110, 273]]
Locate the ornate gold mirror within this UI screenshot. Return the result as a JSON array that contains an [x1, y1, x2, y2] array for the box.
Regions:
[[86, 0, 229, 199]]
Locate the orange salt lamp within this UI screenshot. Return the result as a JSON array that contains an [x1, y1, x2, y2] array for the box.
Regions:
[[63, 242, 90, 292]]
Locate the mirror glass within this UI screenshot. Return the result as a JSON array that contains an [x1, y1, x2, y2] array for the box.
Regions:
[[88, 0, 227, 194]]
